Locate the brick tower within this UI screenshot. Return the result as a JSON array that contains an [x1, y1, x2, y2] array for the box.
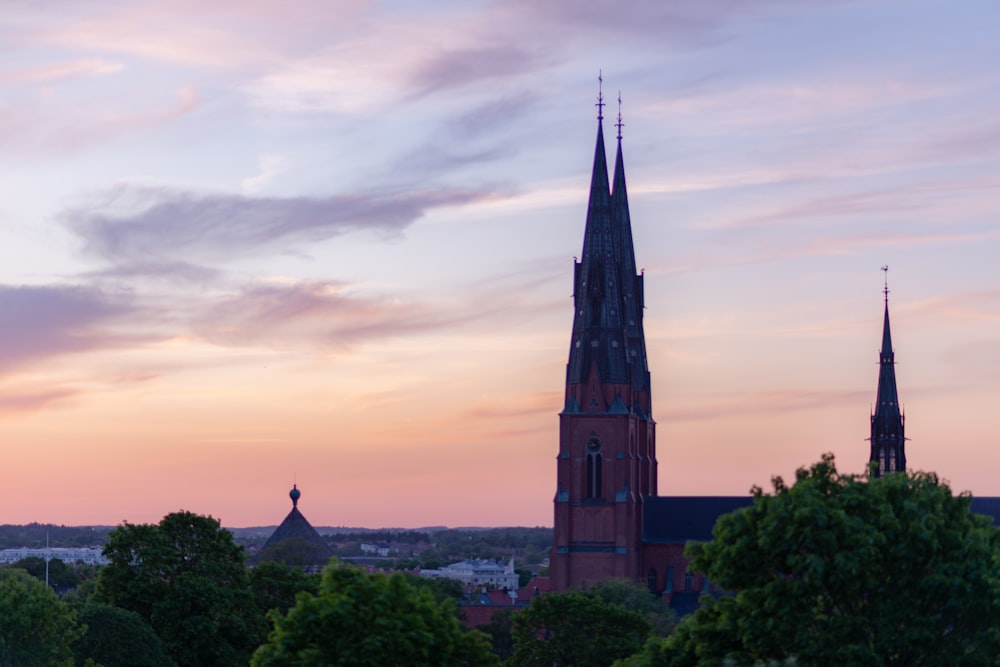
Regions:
[[551, 90, 656, 591]]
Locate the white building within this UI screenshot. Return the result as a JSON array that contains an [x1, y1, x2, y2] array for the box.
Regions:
[[360, 543, 397, 557], [420, 557, 518, 590], [0, 547, 108, 566]]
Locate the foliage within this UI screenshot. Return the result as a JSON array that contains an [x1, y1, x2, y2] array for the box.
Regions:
[[0, 567, 82, 667], [249, 560, 320, 616], [97, 510, 266, 667], [650, 455, 1000, 667], [252, 561, 500, 667], [588, 579, 676, 637], [480, 607, 515, 661], [72, 602, 173, 667], [508, 589, 652, 667], [12, 557, 82, 588], [406, 572, 466, 605]]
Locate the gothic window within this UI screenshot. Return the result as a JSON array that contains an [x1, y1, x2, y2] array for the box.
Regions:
[[684, 572, 693, 591], [585, 438, 603, 499], [647, 568, 658, 593], [888, 448, 897, 472]]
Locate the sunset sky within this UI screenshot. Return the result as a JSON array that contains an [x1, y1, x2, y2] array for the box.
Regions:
[[3, 0, 1000, 528]]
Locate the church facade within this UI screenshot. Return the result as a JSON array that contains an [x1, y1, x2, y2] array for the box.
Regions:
[[548, 95, 982, 605]]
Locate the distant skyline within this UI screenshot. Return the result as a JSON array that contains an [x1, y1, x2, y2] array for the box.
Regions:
[[3, 1, 1000, 527]]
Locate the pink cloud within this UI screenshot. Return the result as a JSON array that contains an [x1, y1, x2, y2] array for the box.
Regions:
[[0, 85, 198, 156], [0, 58, 122, 84], [665, 388, 870, 422], [0, 285, 135, 373]]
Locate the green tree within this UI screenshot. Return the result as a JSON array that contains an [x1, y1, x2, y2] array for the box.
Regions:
[[508, 589, 652, 667], [249, 560, 319, 616], [96, 511, 266, 667], [589, 579, 675, 637], [480, 607, 515, 661], [252, 561, 500, 667], [72, 602, 173, 667], [640, 455, 999, 667], [12, 556, 81, 588], [0, 567, 82, 666]]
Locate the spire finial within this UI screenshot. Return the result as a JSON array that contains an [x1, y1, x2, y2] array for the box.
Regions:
[[289, 483, 300, 508], [596, 70, 605, 121], [881, 265, 889, 303], [616, 92, 624, 140]]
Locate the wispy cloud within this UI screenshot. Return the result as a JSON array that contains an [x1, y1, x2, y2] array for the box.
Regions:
[[665, 388, 869, 422], [0, 285, 134, 373], [0, 58, 123, 84], [66, 184, 498, 272], [0, 385, 81, 415], [189, 281, 475, 350], [410, 45, 546, 97], [0, 85, 198, 155]]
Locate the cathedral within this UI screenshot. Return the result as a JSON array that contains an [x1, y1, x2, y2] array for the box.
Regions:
[[549, 91, 997, 607]]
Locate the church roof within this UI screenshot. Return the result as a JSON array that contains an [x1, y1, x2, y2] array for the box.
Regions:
[[258, 485, 333, 565], [643, 495, 1000, 545], [642, 496, 753, 543]]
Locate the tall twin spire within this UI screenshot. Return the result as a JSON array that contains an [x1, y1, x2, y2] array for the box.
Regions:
[[566, 76, 650, 403]]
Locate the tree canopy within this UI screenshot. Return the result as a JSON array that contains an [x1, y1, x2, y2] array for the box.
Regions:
[[508, 586, 653, 667], [252, 561, 500, 667], [629, 455, 1000, 667], [71, 602, 173, 667], [96, 510, 266, 666], [0, 567, 81, 667]]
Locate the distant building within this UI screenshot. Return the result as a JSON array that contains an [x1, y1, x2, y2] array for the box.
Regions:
[[256, 484, 333, 569], [0, 547, 107, 566], [360, 543, 397, 557], [460, 576, 552, 627], [420, 557, 518, 590]]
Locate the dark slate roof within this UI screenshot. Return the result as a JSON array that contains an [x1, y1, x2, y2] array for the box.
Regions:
[[262, 507, 330, 554], [970, 497, 1000, 524], [643, 495, 1000, 545], [642, 496, 753, 544], [259, 488, 333, 565], [667, 592, 704, 617]]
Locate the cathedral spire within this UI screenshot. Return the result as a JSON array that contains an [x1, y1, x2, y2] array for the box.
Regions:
[[870, 267, 905, 476], [567, 81, 628, 388], [610, 97, 649, 396]]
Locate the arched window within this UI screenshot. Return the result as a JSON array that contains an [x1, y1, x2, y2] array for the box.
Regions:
[[647, 568, 658, 593], [585, 438, 602, 499]]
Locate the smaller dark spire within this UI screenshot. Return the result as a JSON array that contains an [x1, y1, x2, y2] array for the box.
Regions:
[[870, 268, 905, 477], [289, 484, 300, 508]]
